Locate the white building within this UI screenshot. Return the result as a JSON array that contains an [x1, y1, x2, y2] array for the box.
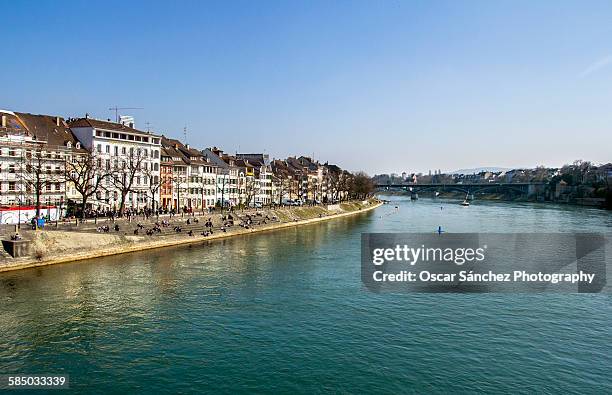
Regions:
[[1, 110, 83, 217], [237, 153, 273, 206], [202, 147, 241, 207], [69, 117, 162, 211]]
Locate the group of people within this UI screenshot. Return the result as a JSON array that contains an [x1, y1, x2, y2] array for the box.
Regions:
[[119, 208, 281, 240], [96, 224, 121, 233]]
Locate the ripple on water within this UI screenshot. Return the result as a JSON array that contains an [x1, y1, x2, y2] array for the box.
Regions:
[[0, 198, 611, 392]]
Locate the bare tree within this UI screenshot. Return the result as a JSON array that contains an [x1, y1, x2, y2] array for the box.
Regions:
[[338, 171, 353, 201], [21, 146, 65, 217], [242, 176, 259, 207], [285, 176, 298, 201], [272, 172, 290, 204], [307, 176, 318, 202], [171, 174, 188, 212], [533, 166, 549, 183], [349, 171, 374, 200], [326, 171, 341, 201], [65, 151, 110, 219], [142, 165, 163, 211], [110, 149, 146, 215], [217, 168, 230, 211]]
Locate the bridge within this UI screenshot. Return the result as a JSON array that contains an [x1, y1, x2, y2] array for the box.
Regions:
[[375, 183, 546, 198]]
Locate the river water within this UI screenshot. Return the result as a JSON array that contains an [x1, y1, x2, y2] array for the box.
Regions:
[[1, 197, 611, 393]]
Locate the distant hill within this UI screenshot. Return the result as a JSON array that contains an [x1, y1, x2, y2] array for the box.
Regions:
[[449, 167, 511, 175]]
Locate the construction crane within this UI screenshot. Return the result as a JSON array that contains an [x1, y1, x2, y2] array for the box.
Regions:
[[108, 106, 143, 123]]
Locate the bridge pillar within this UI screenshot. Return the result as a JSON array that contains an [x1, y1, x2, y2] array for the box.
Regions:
[[528, 184, 536, 196]]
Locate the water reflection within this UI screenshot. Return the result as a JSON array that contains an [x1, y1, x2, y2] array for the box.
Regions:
[[0, 200, 610, 393]]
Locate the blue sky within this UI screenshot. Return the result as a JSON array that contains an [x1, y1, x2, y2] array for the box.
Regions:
[[2, 0, 612, 174]]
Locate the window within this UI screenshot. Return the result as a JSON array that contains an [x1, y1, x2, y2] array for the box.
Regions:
[[97, 144, 102, 153], [144, 149, 148, 157], [8, 181, 16, 191], [154, 163, 159, 171], [114, 146, 118, 156], [106, 145, 110, 153], [122, 147, 126, 155]]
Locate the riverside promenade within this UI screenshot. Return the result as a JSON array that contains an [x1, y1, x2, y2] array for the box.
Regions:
[[0, 200, 382, 273]]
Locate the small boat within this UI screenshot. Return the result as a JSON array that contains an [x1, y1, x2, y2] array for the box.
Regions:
[[461, 200, 470, 206]]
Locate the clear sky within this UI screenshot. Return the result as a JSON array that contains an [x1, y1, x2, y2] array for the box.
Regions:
[[2, 0, 612, 174]]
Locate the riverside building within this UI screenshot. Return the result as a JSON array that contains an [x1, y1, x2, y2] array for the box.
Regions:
[[161, 137, 218, 211], [69, 117, 162, 211], [0, 110, 84, 214]]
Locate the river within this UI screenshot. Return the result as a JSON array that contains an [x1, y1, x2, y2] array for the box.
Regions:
[[1, 197, 611, 393]]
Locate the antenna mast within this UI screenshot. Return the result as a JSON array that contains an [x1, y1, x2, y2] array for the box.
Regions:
[[108, 106, 144, 123]]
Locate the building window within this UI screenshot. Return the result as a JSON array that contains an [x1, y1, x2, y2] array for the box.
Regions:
[[97, 144, 102, 153], [106, 145, 110, 153], [114, 146, 118, 156]]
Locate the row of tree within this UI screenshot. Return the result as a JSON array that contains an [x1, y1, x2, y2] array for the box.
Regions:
[[19, 149, 377, 219]]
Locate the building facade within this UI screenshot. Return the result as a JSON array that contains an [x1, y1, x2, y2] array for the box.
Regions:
[[1, 110, 83, 214], [69, 117, 162, 211]]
